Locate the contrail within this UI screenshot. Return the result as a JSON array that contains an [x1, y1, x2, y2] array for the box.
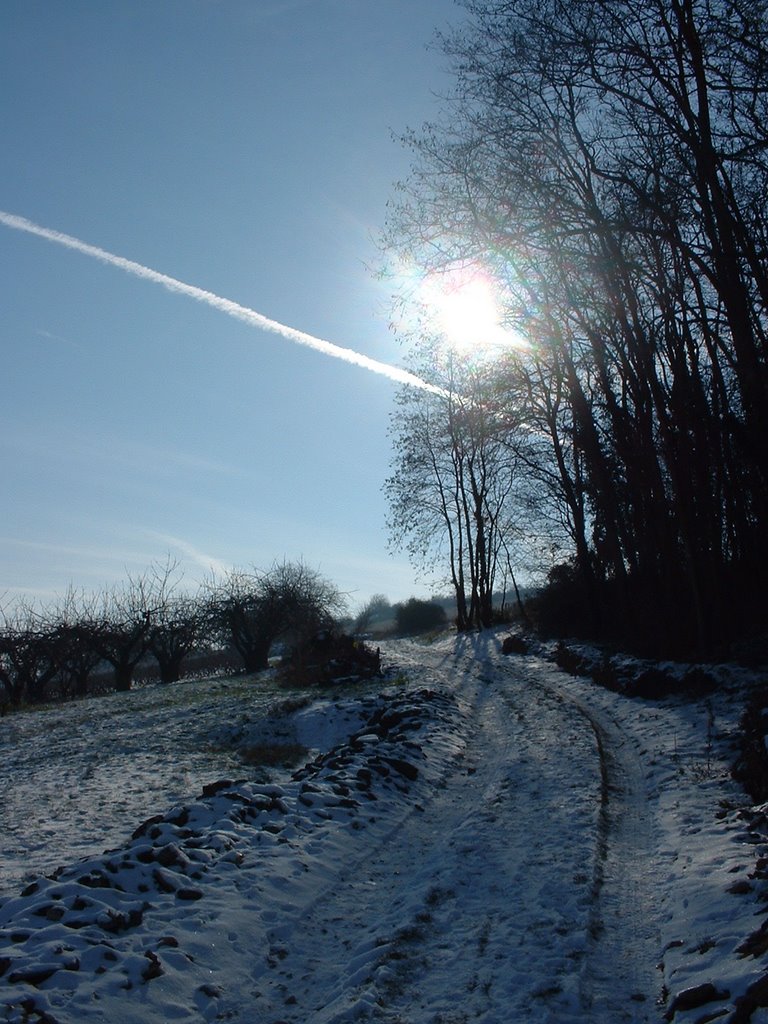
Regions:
[[0, 210, 440, 394]]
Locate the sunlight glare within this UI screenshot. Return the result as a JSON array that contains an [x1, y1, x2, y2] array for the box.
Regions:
[[422, 268, 529, 354]]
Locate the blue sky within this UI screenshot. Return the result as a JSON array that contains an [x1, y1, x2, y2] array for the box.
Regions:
[[0, 0, 464, 613]]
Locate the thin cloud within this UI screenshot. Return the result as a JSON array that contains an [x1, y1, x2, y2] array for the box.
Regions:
[[146, 531, 230, 579], [91, 437, 243, 480], [0, 425, 242, 481], [0, 536, 142, 561], [35, 328, 85, 351], [0, 536, 157, 604], [0, 210, 442, 394]]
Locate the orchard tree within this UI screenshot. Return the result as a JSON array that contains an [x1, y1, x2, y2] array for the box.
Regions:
[[206, 561, 345, 673], [88, 573, 158, 691], [149, 594, 207, 684], [49, 589, 103, 699], [0, 605, 60, 706], [142, 562, 208, 684]]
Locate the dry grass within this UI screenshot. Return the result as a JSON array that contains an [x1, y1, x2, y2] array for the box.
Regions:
[[239, 742, 308, 768]]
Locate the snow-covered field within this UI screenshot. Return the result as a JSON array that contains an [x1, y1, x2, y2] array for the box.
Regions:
[[1, 632, 767, 1023]]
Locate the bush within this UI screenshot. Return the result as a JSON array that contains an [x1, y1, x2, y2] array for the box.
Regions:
[[501, 635, 528, 655], [536, 561, 596, 640], [279, 631, 382, 688], [553, 640, 594, 677], [733, 688, 768, 803], [205, 561, 346, 673], [393, 598, 447, 636], [239, 742, 308, 768]]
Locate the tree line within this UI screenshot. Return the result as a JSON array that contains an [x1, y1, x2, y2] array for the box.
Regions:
[[384, 0, 768, 656], [0, 561, 344, 708]]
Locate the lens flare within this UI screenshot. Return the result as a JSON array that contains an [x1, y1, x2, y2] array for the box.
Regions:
[[421, 267, 529, 355]]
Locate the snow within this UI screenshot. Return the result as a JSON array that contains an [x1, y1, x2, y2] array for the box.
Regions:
[[1, 631, 768, 1022]]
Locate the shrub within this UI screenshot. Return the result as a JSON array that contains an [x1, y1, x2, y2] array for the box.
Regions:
[[733, 688, 768, 803], [240, 742, 308, 768], [278, 631, 382, 688], [393, 598, 447, 636], [501, 635, 528, 655]]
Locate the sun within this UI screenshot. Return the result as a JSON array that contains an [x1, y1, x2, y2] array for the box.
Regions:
[[420, 267, 528, 354]]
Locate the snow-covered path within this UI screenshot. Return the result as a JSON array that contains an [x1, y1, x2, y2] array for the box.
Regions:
[[550, 682, 661, 1019], [1, 632, 766, 1023], [358, 637, 662, 1023], [252, 640, 610, 1022]]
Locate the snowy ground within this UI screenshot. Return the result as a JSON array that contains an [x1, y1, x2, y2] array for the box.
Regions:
[[1, 631, 768, 1023], [0, 675, 291, 893]]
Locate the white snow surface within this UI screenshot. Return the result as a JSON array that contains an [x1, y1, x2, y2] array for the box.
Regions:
[[1, 631, 768, 1023]]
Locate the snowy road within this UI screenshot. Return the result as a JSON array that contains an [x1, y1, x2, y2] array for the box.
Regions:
[[348, 637, 663, 1024], [1, 632, 763, 1023], [256, 643, 618, 1019]]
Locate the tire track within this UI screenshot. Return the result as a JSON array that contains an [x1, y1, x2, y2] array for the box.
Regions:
[[264, 642, 608, 1023], [499, 661, 662, 1022]]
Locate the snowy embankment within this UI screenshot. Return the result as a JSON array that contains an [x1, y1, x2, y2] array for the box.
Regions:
[[0, 632, 767, 1023]]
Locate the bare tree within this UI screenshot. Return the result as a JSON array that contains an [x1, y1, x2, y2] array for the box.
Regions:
[[150, 593, 208, 684], [122, 559, 209, 685], [0, 603, 60, 706], [386, 350, 532, 629], [205, 561, 345, 673], [88, 573, 158, 691], [384, 0, 768, 653], [49, 588, 103, 699]]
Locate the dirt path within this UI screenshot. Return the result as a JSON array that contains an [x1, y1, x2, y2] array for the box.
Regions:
[[571, 694, 662, 1019], [246, 641, 662, 1023], [518, 672, 662, 1021]]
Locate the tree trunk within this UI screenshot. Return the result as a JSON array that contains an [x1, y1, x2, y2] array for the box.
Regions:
[[113, 659, 133, 691], [158, 653, 185, 684], [241, 640, 272, 674]]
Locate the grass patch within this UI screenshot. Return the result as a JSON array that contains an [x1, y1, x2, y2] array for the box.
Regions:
[[239, 742, 308, 768], [425, 885, 455, 907]]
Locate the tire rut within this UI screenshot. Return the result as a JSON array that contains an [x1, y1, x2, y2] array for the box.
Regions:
[[249, 642, 662, 1023], [516, 667, 663, 1022]]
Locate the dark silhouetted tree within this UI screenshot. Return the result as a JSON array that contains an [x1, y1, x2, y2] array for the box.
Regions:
[[88, 574, 157, 691], [206, 561, 345, 673], [0, 603, 61, 705], [386, 348, 536, 630], [384, 0, 768, 654]]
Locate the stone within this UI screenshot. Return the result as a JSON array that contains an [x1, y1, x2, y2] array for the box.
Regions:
[[142, 951, 163, 981], [666, 982, 729, 1019], [501, 635, 528, 655], [383, 757, 419, 782], [175, 887, 203, 901], [7, 965, 57, 986]]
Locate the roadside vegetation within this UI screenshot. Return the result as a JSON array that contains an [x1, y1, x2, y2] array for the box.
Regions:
[[0, 563, 459, 712], [0, 560, 349, 710], [383, 0, 768, 662]]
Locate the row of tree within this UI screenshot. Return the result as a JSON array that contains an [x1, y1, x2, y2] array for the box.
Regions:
[[353, 593, 449, 636], [385, 0, 768, 656], [0, 561, 344, 708]]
